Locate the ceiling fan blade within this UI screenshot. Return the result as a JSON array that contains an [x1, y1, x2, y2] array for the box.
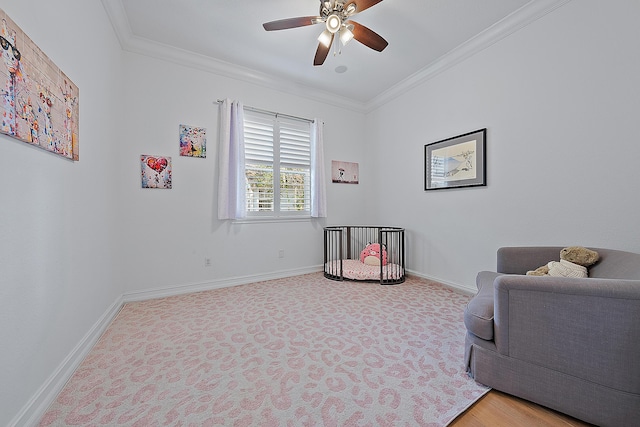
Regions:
[[345, 0, 383, 14], [349, 20, 388, 52], [263, 16, 321, 31], [314, 35, 334, 66]]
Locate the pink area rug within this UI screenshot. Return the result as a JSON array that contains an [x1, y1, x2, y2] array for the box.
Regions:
[[39, 273, 488, 426]]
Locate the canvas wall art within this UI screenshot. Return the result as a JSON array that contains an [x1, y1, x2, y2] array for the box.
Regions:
[[141, 155, 172, 189], [0, 8, 79, 160], [179, 124, 206, 158], [331, 160, 359, 184]]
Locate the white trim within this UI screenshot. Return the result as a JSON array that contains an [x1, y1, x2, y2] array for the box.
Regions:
[[13, 266, 324, 426], [123, 266, 323, 302], [233, 216, 312, 224], [10, 296, 124, 427], [406, 269, 476, 296], [12, 266, 470, 425], [100, 0, 363, 113], [364, 0, 573, 112], [101, 0, 571, 114]]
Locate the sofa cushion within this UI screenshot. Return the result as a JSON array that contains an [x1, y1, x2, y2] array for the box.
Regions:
[[463, 271, 502, 340]]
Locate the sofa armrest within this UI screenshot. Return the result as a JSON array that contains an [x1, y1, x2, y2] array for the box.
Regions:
[[496, 246, 564, 274], [493, 274, 640, 394]]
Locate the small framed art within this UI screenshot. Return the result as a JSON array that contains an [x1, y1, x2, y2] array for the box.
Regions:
[[424, 128, 486, 191], [141, 155, 172, 189], [179, 124, 206, 158], [331, 160, 359, 184]]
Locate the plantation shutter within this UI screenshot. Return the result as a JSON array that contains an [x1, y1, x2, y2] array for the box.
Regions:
[[244, 110, 275, 212], [279, 117, 311, 212], [243, 109, 311, 215]]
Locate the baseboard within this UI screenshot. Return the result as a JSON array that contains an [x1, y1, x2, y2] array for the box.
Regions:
[[17, 265, 473, 425], [10, 295, 124, 427], [407, 269, 476, 296], [122, 267, 472, 303], [13, 266, 324, 426], [123, 265, 324, 302]]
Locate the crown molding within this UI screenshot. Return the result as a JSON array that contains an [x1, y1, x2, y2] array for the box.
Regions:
[[364, 0, 573, 112], [101, 0, 133, 46], [102, 0, 571, 115], [100, 0, 367, 113]]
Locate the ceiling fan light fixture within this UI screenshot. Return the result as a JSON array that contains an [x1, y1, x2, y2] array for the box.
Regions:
[[339, 27, 354, 45], [326, 14, 341, 33], [318, 29, 333, 48]]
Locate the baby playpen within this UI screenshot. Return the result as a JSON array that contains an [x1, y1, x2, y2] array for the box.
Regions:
[[324, 225, 405, 285]]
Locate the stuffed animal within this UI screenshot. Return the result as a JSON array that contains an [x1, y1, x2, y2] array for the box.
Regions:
[[526, 246, 599, 278], [359, 243, 388, 266]]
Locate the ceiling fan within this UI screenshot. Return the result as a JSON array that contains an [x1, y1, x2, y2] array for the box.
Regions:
[[263, 0, 388, 66]]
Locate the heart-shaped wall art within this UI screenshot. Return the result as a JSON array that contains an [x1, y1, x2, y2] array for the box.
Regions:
[[146, 156, 168, 173]]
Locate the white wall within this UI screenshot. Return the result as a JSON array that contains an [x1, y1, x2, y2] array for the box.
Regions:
[[117, 53, 369, 295], [366, 0, 640, 291], [2, 2, 370, 423], [6, 0, 640, 424], [0, 0, 125, 425]]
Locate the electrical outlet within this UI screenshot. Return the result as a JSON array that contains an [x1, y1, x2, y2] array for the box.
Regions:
[[204, 258, 212, 267], [278, 250, 285, 259]]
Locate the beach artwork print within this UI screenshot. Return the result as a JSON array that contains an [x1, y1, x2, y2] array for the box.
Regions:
[[179, 124, 206, 158], [331, 160, 359, 184], [424, 128, 486, 191], [141, 155, 172, 189], [0, 8, 79, 160], [431, 140, 477, 182]]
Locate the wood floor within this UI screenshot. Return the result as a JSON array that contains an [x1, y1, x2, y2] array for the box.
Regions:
[[449, 389, 594, 427]]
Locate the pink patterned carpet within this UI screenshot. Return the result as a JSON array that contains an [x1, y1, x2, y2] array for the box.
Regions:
[[39, 273, 488, 426]]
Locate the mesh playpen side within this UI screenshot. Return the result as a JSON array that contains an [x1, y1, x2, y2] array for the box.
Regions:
[[324, 226, 405, 284]]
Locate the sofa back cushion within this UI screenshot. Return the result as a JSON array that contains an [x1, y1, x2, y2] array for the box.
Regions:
[[497, 246, 640, 280], [589, 248, 640, 280], [497, 247, 565, 275]]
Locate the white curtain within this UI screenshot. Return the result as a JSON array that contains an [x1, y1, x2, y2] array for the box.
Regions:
[[310, 119, 327, 218], [217, 99, 246, 220]]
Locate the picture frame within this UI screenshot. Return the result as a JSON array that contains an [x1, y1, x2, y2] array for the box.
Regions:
[[141, 155, 172, 189], [179, 124, 206, 158], [424, 128, 486, 191], [331, 160, 359, 184]]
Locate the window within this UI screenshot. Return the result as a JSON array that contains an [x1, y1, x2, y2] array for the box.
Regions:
[[243, 109, 311, 217]]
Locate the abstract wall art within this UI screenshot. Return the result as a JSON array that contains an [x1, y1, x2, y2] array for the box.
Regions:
[[141, 155, 172, 189], [179, 124, 206, 158], [0, 8, 79, 160]]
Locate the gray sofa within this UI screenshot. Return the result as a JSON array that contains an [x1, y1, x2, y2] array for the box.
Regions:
[[464, 246, 640, 426]]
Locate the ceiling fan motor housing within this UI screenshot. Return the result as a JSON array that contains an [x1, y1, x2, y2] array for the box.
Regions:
[[321, 0, 356, 28]]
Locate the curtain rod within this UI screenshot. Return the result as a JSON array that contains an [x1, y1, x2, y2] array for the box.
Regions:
[[215, 99, 315, 124]]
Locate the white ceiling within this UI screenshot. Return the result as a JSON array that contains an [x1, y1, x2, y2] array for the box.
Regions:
[[101, 0, 568, 110]]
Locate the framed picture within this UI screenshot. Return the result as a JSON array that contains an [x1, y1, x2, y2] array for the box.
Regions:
[[331, 160, 359, 184], [424, 128, 486, 191], [141, 155, 172, 189], [179, 124, 206, 158]]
